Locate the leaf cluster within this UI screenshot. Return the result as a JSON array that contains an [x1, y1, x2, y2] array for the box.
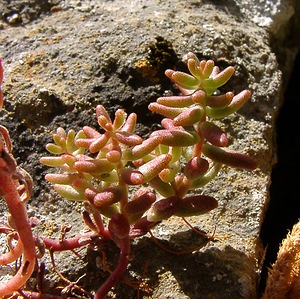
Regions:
[[41, 52, 257, 228]]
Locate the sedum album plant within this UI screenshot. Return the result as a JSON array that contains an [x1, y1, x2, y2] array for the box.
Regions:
[[0, 53, 256, 298]]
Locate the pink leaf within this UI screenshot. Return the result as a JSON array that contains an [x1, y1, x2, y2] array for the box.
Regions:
[[114, 131, 142, 146], [173, 106, 204, 126], [120, 168, 144, 185], [138, 154, 172, 182], [147, 196, 180, 222], [175, 194, 218, 217], [93, 186, 124, 208], [184, 157, 209, 180], [157, 94, 194, 108], [109, 213, 130, 242], [120, 113, 137, 133], [206, 92, 234, 108], [124, 188, 156, 223], [148, 102, 183, 119], [200, 122, 228, 147], [202, 143, 257, 170], [150, 129, 199, 146]]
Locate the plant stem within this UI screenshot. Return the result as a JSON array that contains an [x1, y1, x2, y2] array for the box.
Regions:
[[0, 169, 36, 296], [95, 235, 131, 299], [40, 230, 110, 252]]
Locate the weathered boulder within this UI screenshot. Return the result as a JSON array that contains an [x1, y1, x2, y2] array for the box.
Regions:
[[0, 0, 299, 298]]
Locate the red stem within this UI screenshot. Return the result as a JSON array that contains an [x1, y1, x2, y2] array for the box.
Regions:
[[95, 235, 131, 299], [4, 291, 79, 299], [0, 169, 36, 296], [40, 229, 111, 252], [193, 116, 206, 157]]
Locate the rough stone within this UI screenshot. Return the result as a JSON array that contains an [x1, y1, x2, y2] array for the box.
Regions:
[[0, 0, 299, 298]]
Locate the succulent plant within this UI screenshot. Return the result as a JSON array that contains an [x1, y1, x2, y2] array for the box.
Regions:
[[40, 52, 256, 297], [0, 53, 257, 298]]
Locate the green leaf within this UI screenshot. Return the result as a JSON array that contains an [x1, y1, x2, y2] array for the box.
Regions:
[[170, 71, 200, 90], [206, 90, 251, 119], [113, 109, 127, 130], [54, 184, 85, 201], [46, 143, 64, 155], [40, 156, 65, 167], [148, 176, 175, 197], [191, 162, 222, 188]]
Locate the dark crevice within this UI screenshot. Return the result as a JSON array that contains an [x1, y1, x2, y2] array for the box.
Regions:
[[259, 49, 300, 294]]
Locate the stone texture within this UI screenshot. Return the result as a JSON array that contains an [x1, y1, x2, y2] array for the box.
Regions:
[[0, 0, 299, 298]]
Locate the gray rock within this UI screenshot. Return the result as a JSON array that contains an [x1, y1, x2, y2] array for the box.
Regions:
[[0, 0, 299, 298]]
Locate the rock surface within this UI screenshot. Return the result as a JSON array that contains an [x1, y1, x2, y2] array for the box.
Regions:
[[0, 0, 299, 298]]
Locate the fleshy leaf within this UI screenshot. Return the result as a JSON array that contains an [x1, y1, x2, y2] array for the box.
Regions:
[[96, 105, 112, 123], [120, 168, 144, 185], [156, 94, 194, 108], [54, 184, 85, 201], [173, 105, 204, 126], [175, 194, 218, 217], [147, 196, 180, 222], [150, 129, 200, 146], [210, 66, 234, 87], [206, 92, 234, 108], [113, 109, 127, 130], [124, 188, 156, 223], [45, 173, 78, 185], [89, 132, 110, 153], [138, 154, 172, 182], [166, 69, 200, 90], [191, 90, 206, 106], [109, 213, 130, 244], [40, 156, 65, 167], [148, 176, 175, 197], [82, 126, 101, 138], [202, 143, 257, 170], [120, 113, 137, 133], [106, 149, 122, 163], [158, 162, 179, 183], [74, 158, 115, 174], [191, 162, 222, 189], [53, 128, 66, 146], [200, 122, 228, 147], [130, 216, 159, 237], [148, 102, 184, 119], [184, 157, 209, 180], [124, 137, 161, 160], [93, 186, 125, 208], [46, 143, 64, 155], [206, 90, 251, 119], [202, 60, 215, 78], [114, 131, 142, 146]]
